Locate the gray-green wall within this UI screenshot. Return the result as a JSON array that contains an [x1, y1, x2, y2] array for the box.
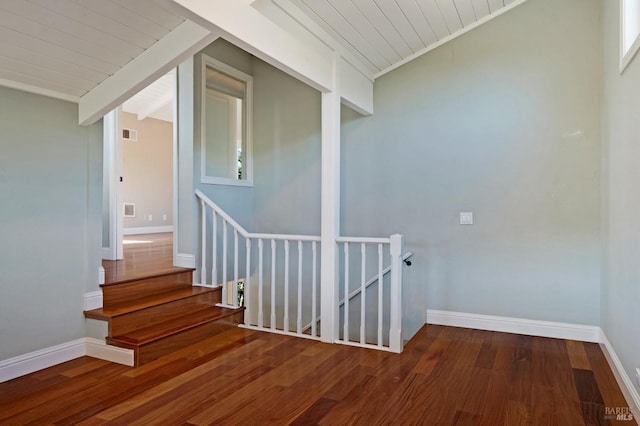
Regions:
[[0, 86, 103, 360], [601, 0, 640, 398], [194, 40, 254, 231], [192, 39, 321, 236], [252, 59, 321, 235], [342, 0, 602, 338]]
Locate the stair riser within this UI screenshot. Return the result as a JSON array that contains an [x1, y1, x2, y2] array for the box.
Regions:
[[108, 311, 244, 366], [102, 271, 193, 307], [109, 292, 222, 336]]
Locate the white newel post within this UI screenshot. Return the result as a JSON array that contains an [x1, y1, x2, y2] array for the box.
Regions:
[[389, 234, 404, 353], [320, 54, 341, 343]]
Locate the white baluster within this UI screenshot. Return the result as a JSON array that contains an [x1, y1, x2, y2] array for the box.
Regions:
[[245, 238, 251, 325], [258, 239, 264, 328], [212, 211, 217, 287], [284, 240, 290, 333], [378, 243, 383, 347], [312, 241, 317, 338], [271, 239, 276, 330], [297, 241, 303, 335], [343, 242, 349, 343], [233, 229, 239, 307], [200, 199, 206, 286], [360, 243, 366, 345], [222, 220, 228, 306]]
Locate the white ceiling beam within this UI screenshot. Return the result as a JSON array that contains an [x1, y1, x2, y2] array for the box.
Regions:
[[78, 20, 219, 125], [170, 0, 334, 93], [339, 57, 373, 116], [267, 0, 377, 80]]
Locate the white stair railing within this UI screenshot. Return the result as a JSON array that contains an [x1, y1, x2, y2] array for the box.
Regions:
[[301, 251, 412, 333], [196, 190, 407, 352], [335, 235, 405, 353], [196, 190, 322, 340]]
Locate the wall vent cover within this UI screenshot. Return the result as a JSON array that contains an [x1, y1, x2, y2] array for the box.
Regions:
[[123, 203, 135, 217], [122, 128, 137, 141]]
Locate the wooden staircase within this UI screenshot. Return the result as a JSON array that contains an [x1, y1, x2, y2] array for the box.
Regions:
[[84, 268, 244, 366]]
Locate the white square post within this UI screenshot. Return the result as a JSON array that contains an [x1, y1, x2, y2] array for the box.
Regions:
[[389, 234, 404, 353], [320, 54, 341, 343]]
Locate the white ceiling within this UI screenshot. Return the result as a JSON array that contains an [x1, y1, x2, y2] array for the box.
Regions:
[[0, 0, 526, 113], [0, 0, 184, 100], [286, 0, 521, 77], [123, 70, 175, 122]]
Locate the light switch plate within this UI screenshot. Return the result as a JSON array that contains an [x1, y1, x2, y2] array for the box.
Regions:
[[460, 212, 473, 225]]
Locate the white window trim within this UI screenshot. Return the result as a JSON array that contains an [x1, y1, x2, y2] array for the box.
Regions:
[[200, 54, 254, 187], [620, 0, 640, 73]]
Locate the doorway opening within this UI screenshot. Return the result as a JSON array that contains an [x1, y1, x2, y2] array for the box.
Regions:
[[102, 70, 177, 273]]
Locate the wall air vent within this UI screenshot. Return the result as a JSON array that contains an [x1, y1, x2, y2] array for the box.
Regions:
[[122, 128, 137, 141], [123, 203, 135, 217]]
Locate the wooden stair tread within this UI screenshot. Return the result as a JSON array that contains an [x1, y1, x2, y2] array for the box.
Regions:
[[107, 306, 243, 346], [84, 286, 221, 320], [101, 267, 196, 287]]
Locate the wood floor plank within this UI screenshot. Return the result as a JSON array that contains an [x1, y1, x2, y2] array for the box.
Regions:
[[290, 396, 338, 425], [568, 340, 593, 370], [1, 325, 636, 425], [504, 400, 530, 425], [584, 342, 631, 412]]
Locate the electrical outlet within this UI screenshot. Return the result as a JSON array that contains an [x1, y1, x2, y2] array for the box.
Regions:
[[460, 212, 473, 225], [636, 368, 640, 386], [148, 214, 153, 221], [162, 214, 167, 221]]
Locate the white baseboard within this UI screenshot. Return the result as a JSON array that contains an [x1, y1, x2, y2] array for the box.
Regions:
[[599, 331, 640, 420], [0, 338, 134, 383], [426, 309, 601, 343], [102, 247, 113, 260], [123, 226, 174, 235], [0, 339, 86, 383], [98, 266, 105, 285], [175, 252, 196, 269], [85, 338, 134, 367], [84, 291, 103, 310]]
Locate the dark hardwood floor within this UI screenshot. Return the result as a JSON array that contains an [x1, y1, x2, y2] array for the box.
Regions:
[[102, 233, 184, 284], [1, 325, 635, 425]]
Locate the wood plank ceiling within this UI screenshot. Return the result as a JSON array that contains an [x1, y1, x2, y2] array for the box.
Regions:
[[0, 0, 527, 106], [0, 0, 184, 101], [288, 0, 522, 77]]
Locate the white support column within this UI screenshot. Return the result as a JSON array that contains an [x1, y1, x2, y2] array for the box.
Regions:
[[320, 54, 341, 343], [389, 234, 405, 353], [174, 57, 196, 269]]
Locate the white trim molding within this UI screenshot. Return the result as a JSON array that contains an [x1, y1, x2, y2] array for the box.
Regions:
[[373, 0, 530, 79], [620, 0, 640, 73], [175, 253, 196, 269], [84, 291, 103, 311], [426, 309, 601, 343], [98, 266, 105, 286], [599, 331, 640, 420], [0, 338, 134, 383], [123, 226, 174, 235], [0, 339, 86, 383], [0, 77, 81, 103], [85, 338, 134, 367]]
